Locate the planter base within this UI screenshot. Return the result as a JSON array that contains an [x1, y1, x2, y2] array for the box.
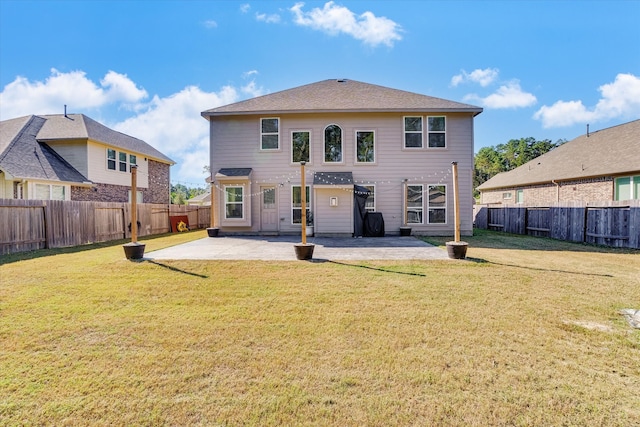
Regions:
[[294, 243, 315, 260], [206, 227, 220, 237], [399, 227, 412, 237], [446, 241, 468, 259], [123, 242, 146, 260]]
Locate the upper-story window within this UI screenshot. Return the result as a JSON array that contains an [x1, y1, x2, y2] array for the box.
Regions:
[[427, 116, 446, 148], [356, 131, 375, 163], [107, 148, 137, 172], [404, 116, 423, 148], [261, 118, 279, 150], [292, 130, 310, 163], [324, 124, 342, 163]]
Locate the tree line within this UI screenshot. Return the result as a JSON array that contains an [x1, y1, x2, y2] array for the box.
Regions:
[[171, 183, 207, 205], [473, 137, 566, 197]]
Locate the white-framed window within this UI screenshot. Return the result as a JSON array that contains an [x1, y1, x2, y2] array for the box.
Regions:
[[324, 124, 342, 163], [261, 117, 279, 150], [427, 116, 446, 148], [356, 130, 375, 163], [404, 116, 423, 148], [406, 184, 423, 224], [224, 186, 244, 219], [35, 183, 66, 201], [107, 148, 137, 172], [427, 185, 447, 224], [364, 185, 376, 212], [107, 148, 117, 170], [291, 130, 310, 163], [292, 185, 311, 224], [503, 192, 512, 200], [615, 175, 640, 201], [516, 189, 524, 204]]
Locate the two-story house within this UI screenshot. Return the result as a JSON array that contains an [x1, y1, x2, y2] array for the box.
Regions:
[[201, 79, 482, 237], [0, 113, 175, 203]]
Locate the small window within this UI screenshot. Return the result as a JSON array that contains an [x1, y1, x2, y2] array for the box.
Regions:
[[516, 189, 524, 204], [35, 183, 66, 200], [129, 154, 137, 171], [225, 186, 244, 219], [128, 190, 143, 203], [406, 184, 423, 224], [261, 118, 279, 150], [615, 175, 640, 201], [356, 131, 375, 163], [503, 192, 512, 200], [427, 185, 446, 224], [404, 116, 423, 148], [107, 149, 116, 170], [324, 124, 342, 163], [427, 116, 446, 148], [292, 185, 311, 224], [292, 131, 310, 163], [119, 152, 127, 172]]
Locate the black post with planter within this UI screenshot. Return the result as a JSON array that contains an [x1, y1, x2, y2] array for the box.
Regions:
[[446, 161, 468, 259]]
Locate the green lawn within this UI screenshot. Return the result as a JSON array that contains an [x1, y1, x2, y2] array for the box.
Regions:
[[1, 230, 639, 426]]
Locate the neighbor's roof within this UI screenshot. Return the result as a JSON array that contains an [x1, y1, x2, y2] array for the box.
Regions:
[[202, 79, 483, 117], [478, 119, 640, 191], [37, 114, 174, 164], [0, 115, 90, 184]]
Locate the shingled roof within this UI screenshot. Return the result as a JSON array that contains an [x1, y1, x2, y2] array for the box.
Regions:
[[0, 115, 90, 184], [38, 114, 174, 164], [478, 119, 640, 191], [202, 79, 482, 117]]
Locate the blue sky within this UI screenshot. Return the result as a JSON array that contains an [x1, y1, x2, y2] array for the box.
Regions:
[[1, 0, 639, 187]]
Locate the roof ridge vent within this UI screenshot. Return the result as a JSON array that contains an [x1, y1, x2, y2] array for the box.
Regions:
[[336, 79, 348, 83]]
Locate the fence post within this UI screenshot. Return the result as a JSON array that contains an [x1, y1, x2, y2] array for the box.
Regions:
[[630, 205, 640, 249]]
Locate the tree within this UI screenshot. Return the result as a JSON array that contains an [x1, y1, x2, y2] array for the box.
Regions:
[[474, 137, 566, 197]]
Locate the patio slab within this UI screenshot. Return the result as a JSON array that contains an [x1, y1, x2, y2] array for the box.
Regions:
[[145, 235, 450, 261]]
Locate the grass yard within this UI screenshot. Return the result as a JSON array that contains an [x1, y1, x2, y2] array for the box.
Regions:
[[1, 230, 639, 426]]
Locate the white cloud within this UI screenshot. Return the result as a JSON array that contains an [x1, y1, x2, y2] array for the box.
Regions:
[[0, 68, 148, 118], [203, 19, 218, 28], [256, 12, 281, 23], [451, 68, 499, 87], [290, 1, 402, 47], [464, 80, 537, 109], [0, 68, 255, 185], [534, 73, 640, 128], [240, 4, 250, 13], [114, 85, 239, 185]]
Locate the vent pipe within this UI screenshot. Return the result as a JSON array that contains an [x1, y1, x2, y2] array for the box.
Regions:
[[64, 104, 68, 118], [587, 123, 590, 137]]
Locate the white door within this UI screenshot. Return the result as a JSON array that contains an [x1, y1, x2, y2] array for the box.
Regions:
[[261, 186, 278, 232]]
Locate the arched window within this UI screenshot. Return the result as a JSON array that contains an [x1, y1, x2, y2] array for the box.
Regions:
[[324, 124, 342, 162]]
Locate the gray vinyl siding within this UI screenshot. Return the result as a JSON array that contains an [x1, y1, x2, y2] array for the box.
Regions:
[[210, 112, 475, 236]]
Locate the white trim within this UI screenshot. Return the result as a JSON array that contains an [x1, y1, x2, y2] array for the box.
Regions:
[[290, 129, 311, 164], [403, 116, 423, 149], [355, 130, 376, 164], [323, 123, 344, 164], [260, 117, 280, 151], [426, 116, 446, 149]]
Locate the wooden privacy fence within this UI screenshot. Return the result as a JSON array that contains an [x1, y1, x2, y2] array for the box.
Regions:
[[474, 200, 640, 249], [0, 199, 211, 255]]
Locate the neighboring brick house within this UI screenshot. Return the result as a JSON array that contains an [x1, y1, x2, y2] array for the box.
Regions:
[[0, 114, 174, 203], [201, 78, 482, 237], [477, 119, 640, 205]]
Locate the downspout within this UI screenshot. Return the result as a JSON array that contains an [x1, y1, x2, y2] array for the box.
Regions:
[[552, 180, 560, 203]]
